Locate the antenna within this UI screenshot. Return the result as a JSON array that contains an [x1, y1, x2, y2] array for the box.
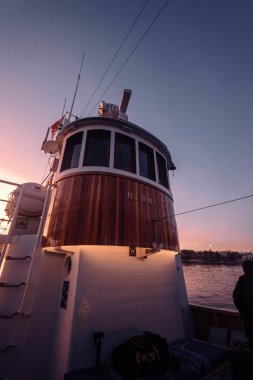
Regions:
[[68, 50, 85, 120], [61, 98, 67, 117]]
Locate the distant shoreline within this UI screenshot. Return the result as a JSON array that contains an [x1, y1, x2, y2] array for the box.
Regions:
[[182, 260, 241, 266], [180, 249, 250, 266]]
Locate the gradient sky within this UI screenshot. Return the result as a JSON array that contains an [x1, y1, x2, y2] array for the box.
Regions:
[[0, 0, 252, 251]]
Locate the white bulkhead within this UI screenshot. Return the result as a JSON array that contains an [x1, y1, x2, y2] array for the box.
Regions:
[[0, 93, 191, 380]]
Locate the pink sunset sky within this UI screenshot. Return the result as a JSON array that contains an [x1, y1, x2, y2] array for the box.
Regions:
[[0, 0, 252, 252]]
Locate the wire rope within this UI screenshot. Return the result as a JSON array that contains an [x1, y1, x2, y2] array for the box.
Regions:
[[87, 0, 170, 117], [40, 155, 55, 185], [80, 0, 149, 118], [166, 194, 253, 219]]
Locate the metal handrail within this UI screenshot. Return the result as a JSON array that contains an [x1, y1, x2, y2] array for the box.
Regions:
[[20, 184, 55, 314], [0, 344, 15, 353], [0, 312, 21, 319], [0, 179, 21, 187], [0, 184, 25, 267], [6, 255, 31, 261], [0, 282, 26, 288]]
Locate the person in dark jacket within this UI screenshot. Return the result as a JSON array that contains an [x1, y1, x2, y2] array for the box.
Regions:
[[233, 255, 253, 358]]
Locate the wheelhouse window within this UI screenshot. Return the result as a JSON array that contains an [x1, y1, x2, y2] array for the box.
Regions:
[[156, 152, 169, 188], [83, 129, 111, 167], [60, 132, 83, 171], [114, 133, 136, 173], [139, 142, 156, 181]]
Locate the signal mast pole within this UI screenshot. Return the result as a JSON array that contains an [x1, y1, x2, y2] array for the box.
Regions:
[[68, 50, 85, 121]]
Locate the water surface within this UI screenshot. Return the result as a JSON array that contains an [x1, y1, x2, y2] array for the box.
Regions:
[[182, 263, 243, 310]]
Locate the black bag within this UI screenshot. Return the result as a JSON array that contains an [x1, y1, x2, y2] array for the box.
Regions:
[[112, 331, 171, 379]]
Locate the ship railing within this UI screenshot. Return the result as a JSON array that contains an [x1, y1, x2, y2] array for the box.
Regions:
[[189, 303, 244, 340], [0, 180, 55, 316], [189, 302, 251, 378], [19, 183, 55, 315], [0, 179, 23, 265]]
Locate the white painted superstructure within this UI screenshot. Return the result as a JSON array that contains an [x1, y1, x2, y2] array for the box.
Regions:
[[0, 92, 192, 380]]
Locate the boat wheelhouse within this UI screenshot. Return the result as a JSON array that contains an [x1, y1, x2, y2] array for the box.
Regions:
[[45, 115, 178, 250], [0, 90, 247, 379]]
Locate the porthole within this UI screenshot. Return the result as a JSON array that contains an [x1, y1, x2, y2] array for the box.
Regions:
[[65, 256, 72, 276]]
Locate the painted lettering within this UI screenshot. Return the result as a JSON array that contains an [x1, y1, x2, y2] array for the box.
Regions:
[[127, 190, 162, 207]]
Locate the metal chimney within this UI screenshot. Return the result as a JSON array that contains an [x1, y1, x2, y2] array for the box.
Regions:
[[119, 89, 132, 114], [98, 89, 132, 121]]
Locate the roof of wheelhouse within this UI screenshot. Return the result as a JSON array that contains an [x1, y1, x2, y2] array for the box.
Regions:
[[57, 116, 176, 171]]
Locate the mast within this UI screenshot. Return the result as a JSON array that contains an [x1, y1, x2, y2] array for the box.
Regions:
[[68, 50, 85, 121], [61, 98, 67, 117]]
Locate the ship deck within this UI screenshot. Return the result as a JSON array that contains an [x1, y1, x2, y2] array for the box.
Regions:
[[64, 304, 253, 380]]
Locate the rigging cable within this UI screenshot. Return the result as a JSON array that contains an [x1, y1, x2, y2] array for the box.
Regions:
[[41, 171, 53, 186], [80, 0, 149, 118], [169, 194, 253, 219], [87, 0, 170, 117], [40, 155, 55, 185]]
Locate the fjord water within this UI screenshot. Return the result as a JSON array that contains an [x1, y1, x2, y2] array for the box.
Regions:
[[182, 263, 243, 310]]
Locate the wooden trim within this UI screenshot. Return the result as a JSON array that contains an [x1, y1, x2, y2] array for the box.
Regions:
[[190, 303, 240, 317], [189, 303, 244, 341], [55, 171, 173, 200], [45, 173, 179, 249]]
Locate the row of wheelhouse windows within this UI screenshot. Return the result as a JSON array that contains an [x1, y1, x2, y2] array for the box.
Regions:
[[61, 129, 169, 189]]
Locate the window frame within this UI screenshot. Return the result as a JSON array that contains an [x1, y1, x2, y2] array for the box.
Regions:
[[83, 129, 111, 167], [138, 141, 156, 181], [60, 131, 83, 172], [114, 132, 136, 173], [156, 151, 169, 189]]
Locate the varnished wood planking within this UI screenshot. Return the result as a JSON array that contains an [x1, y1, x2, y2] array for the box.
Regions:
[[45, 173, 179, 250]]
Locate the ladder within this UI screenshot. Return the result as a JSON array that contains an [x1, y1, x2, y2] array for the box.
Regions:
[[0, 180, 53, 378]]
